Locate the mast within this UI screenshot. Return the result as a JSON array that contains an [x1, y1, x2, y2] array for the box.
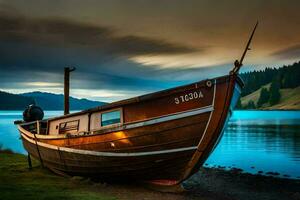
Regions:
[[64, 67, 76, 115], [231, 21, 258, 74]]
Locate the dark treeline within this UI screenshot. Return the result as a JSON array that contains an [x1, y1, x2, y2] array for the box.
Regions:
[[240, 61, 300, 97], [237, 61, 300, 109]]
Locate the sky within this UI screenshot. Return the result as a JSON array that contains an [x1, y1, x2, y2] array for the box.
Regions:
[[0, 0, 299, 102]]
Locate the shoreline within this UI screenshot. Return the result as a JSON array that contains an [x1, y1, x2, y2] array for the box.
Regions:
[[1, 151, 300, 200], [202, 163, 300, 180]]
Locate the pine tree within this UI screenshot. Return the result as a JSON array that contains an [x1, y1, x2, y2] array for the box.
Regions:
[[257, 88, 270, 107], [246, 100, 256, 109], [269, 80, 281, 106], [236, 98, 242, 109]]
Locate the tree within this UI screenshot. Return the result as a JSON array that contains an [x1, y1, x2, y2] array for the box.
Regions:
[[235, 98, 243, 109], [257, 88, 270, 107], [269, 80, 281, 106], [246, 100, 256, 109]]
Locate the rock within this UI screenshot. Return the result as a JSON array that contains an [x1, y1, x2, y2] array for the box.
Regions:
[[266, 171, 280, 176]]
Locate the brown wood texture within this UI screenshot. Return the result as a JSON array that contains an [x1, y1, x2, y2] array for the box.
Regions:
[[21, 135, 195, 180], [123, 82, 213, 123]]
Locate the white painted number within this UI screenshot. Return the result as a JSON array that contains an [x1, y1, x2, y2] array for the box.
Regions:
[[174, 91, 204, 104]]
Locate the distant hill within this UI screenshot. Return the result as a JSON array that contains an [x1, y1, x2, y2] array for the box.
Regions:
[[0, 91, 106, 110], [21, 92, 106, 110], [0, 91, 35, 110], [241, 85, 300, 110], [237, 61, 300, 110], [240, 61, 300, 97]]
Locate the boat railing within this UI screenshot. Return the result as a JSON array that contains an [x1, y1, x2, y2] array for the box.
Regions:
[[20, 120, 48, 135]]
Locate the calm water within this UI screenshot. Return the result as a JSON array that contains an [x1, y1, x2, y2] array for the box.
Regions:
[[0, 110, 299, 179], [0, 111, 64, 153], [206, 110, 300, 179]]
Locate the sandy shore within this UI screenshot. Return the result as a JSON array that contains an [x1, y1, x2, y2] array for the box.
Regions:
[[1, 151, 299, 200]]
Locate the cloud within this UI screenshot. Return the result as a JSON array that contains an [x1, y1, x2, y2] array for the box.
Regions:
[[0, 5, 238, 102], [0, 13, 202, 85], [271, 44, 300, 60], [0, 13, 197, 57]]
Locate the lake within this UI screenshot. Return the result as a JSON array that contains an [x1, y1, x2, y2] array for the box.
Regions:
[[0, 110, 299, 179]]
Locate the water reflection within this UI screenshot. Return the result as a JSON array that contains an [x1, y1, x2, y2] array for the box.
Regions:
[[206, 111, 300, 178]]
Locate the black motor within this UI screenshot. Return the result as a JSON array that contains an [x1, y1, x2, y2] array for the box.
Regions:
[[23, 104, 44, 122]]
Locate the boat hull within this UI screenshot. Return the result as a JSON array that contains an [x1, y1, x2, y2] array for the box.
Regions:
[[18, 74, 242, 184]]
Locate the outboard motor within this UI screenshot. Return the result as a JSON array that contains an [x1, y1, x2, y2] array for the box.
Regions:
[[23, 104, 44, 122]]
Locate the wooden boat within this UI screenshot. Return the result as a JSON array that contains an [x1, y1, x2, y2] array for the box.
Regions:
[[16, 23, 258, 187]]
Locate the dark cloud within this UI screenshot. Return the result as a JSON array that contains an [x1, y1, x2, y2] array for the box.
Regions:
[[0, 14, 197, 57], [271, 44, 300, 60]]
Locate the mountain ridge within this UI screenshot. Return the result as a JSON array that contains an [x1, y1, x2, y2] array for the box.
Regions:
[[0, 91, 106, 110]]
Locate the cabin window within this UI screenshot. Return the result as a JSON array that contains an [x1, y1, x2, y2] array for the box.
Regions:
[[59, 120, 80, 134], [101, 110, 121, 126]]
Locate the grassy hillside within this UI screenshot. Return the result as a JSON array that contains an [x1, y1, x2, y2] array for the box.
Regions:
[[241, 83, 271, 106], [241, 86, 300, 110], [239, 61, 300, 110], [267, 86, 300, 109]]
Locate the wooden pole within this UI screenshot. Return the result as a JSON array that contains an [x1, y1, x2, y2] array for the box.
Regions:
[[64, 67, 76, 115], [27, 154, 32, 170]]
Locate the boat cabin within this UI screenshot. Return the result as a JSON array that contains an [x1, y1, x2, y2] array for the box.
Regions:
[[48, 108, 123, 135]]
